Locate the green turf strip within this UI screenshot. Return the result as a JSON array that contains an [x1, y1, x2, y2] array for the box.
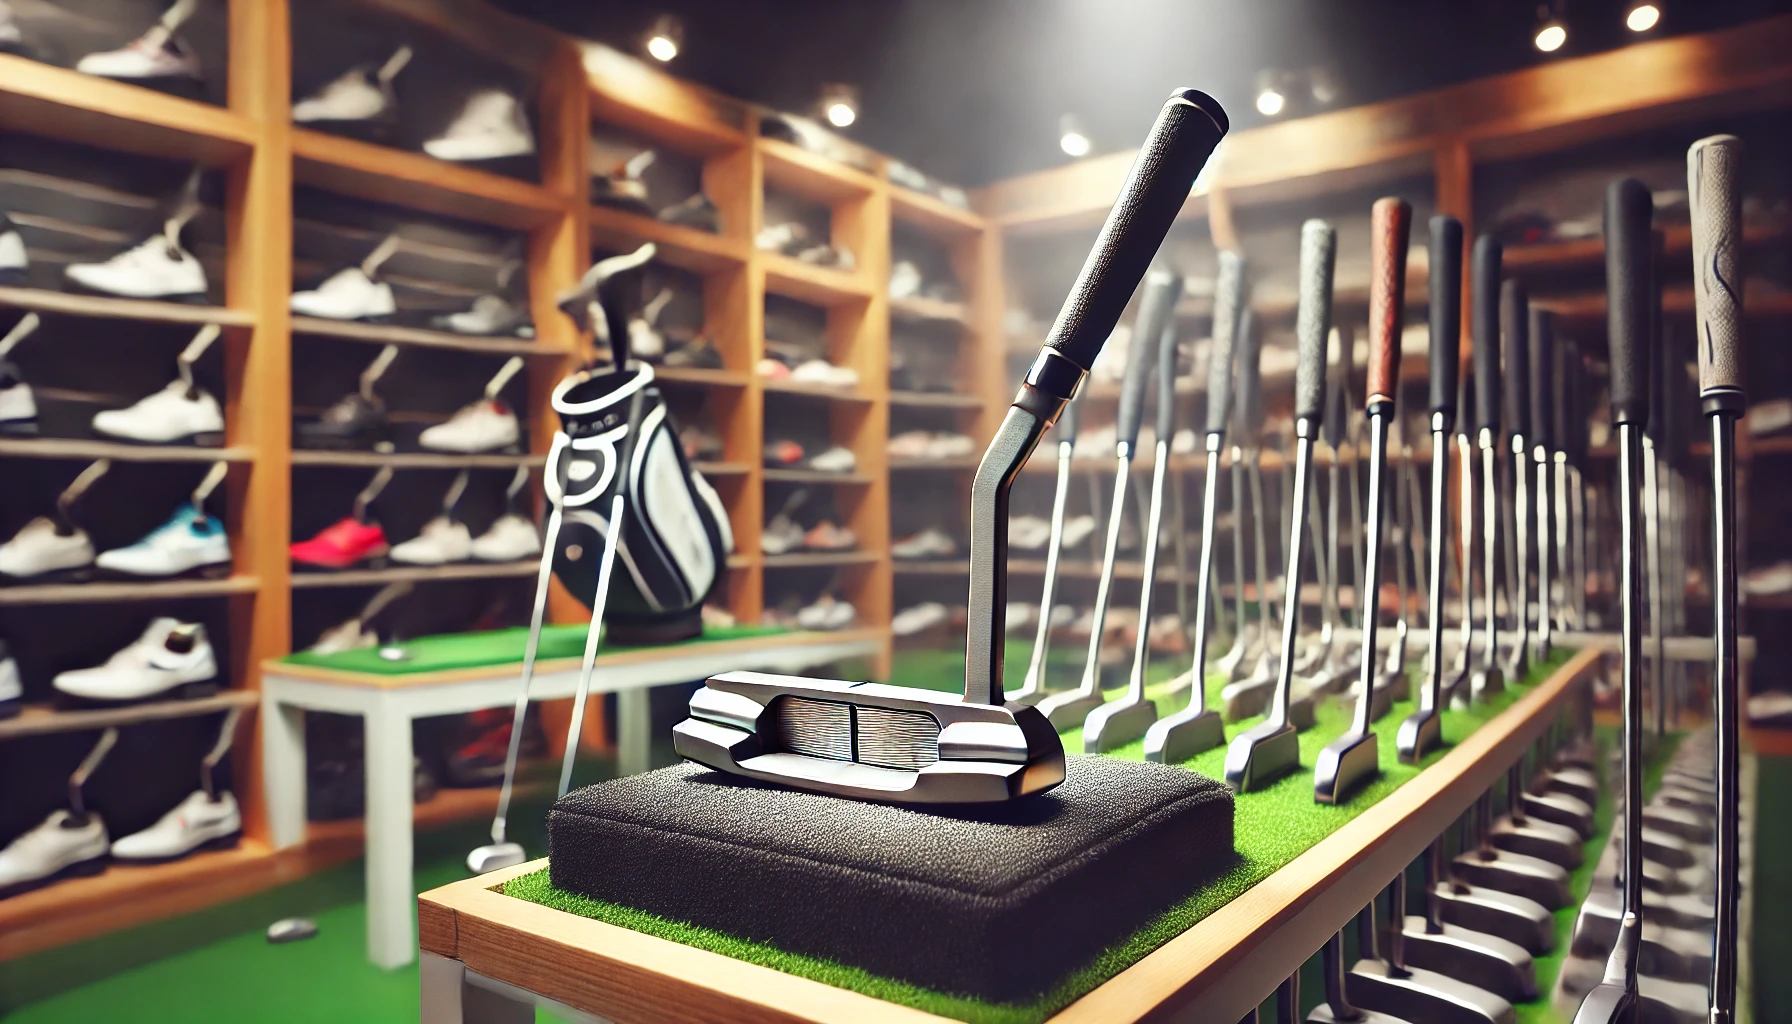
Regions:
[[277, 623, 784, 676], [508, 645, 1576, 1023]]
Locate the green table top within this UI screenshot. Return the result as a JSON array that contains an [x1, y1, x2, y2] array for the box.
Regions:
[[278, 623, 788, 676]]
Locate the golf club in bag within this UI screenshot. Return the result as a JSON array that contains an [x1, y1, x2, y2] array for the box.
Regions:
[[672, 89, 1228, 805]]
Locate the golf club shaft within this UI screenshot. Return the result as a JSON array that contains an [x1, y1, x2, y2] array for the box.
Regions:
[[491, 503, 564, 845], [558, 492, 623, 798], [1181, 434, 1226, 713], [1481, 438, 1500, 669], [1268, 434, 1313, 730], [1075, 454, 1133, 694], [1643, 441, 1664, 736], [1424, 419, 1450, 710], [1126, 440, 1172, 700], [1351, 412, 1390, 737], [1536, 452, 1551, 651], [1017, 435, 1076, 697]]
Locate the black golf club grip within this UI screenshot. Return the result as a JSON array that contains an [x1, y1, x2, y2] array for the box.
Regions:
[[1119, 270, 1180, 447], [1204, 250, 1246, 435], [1552, 322, 1570, 454], [1367, 199, 1409, 408], [1156, 286, 1184, 442], [1605, 177, 1654, 426], [1295, 218, 1338, 423], [1472, 234, 1503, 433], [1501, 279, 1529, 438], [1530, 307, 1555, 449], [1428, 215, 1463, 417], [1565, 341, 1587, 466], [1688, 134, 1745, 406], [1041, 90, 1228, 374], [1235, 308, 1264, 439]]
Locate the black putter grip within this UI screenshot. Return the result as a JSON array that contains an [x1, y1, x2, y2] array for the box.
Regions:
[[1295, 218, 1338, 423], [1040, 90, 1227, 374], [1551, 324, 1570, 453], [1530, 307, 1554, 448], [1605, 177, 1654, 427], [1688, 134, 1745, 405], [1428, 215, 1463, 416], [1118, 271, 1179, 446], [1565, 341, 1587, 466], [1235, 308, 1264, 437], [1472, 235, 1503, 433], [1501, 279, 1529, 438], [1156, 288, 1183, 442], [1204, 250, 1246, 435], [1366, 199, 1409, 407]]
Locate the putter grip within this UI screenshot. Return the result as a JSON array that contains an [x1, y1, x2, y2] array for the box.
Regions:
[[1235, 308, 1264, 438], [1551, 326, 1570, 454], [1688, 135, 1745, 404], [1040, 90, 1227, 374], [1428, 215, 1463, 416], [1204, 250, 1246, 435], [1295, 219, 1338, 422], [1156, 282, 1183, 442], [1605, 177, 1653, 426], [1530, 307, 1554, 448], [1501, 280, 1530, 438], [1472, 234, 1502, 433], [1565, 341, 1587, 466], [1366, 199, 1409, 407], [1118, 271, 1179, 446]]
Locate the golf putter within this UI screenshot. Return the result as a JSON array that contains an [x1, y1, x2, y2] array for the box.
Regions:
[[1301, 339, 1360, 699], [1402, 831, 1539, 1001], [1007, 391, 1083, 706], [1451, 782, 1573, 909], [1530, 306, 1556, 661], [1293, 444, 1332, 676], [1500, 280, 1531, 680], [1375, 377, 1415, 710], [1085, 269, 1184, 751], [1308, 927, 1413, 1023], [1434, 817, 1559, 955], [1316, 198, 1406, 805], [1398, 214, 1463, 764], [1488, 755, 1584, 869], [1445, 356, 1477, 705], [1036, 268, 1172, 731], [675, 90, 1227, 804], [1468, 236, 1506, 703], [1349, 872, 1517, 1024], [1223, 218, 1334, 794], [1643, 233, 1667, 741], [1144, 252, 1245, 763], [1567, 340, 1590, 632], [1216, 262, 1258, 682], [1688, 132, 1743, 1024], [1569, 176, 1653, 1024]]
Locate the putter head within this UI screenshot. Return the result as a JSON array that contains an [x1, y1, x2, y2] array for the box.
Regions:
[[1143, 704, 1225, 764], [1224, 718, 1300, 793], [1568, 981, 1635, 1024], [1306, 1005, 1411, 1024], [1401, 914, 1538, 1002], [1451, 849, 1573, 910], [1348, 957, 1517, 1024], [1436, 882, 1556, 954], [1313, 728, 1378, 805], [1034, 687, 1107, 731], [1081, 695, 1158, 754], [1470, 664, 1505, 703], [1396, 705, 1444, 765], [467, 841, 527, 875], [1490, 816, 1584, 869], [673, 671, 1066, 805], [1522, 789, 1595, 838]]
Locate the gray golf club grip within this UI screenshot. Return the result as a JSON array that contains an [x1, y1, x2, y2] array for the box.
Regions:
[[1501, 279, 1529, 437], [1472, 235, 1503, 433], [1235, 307, 1264, 438], [1604, 177, 1654, 427], [1040, 90, 1227, 374], [1118, 271, 1180, 447], [1366, 199, 1409, 407], [1205, 250, 1246, 435], [1429, 215, 1463, 417], [1530, 307, 1555, 448], [1688, 134, 1744, 406], [1294, 219, 1338, 422], [1156, 283, 1183, 442]]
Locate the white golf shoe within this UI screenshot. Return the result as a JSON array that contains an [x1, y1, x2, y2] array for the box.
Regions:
[[469, 514, 540, 562], [96, 502, 231, 578], [0, 639, 21, 718], [892, 601, 949, 636], [423, 90, 535, 162], [0, 517, 94, 582], [0, 811, 109, 897], [66, 236, 207, 301], [92, 380, 224, 445], [290, 266, 396, 321], [292, 67, 390, 124], [419, 400, 519, 453], [76, 30, 201, 81], [54, 619, 218, 702], [391, 516, 472, 565], [0, 210, 26, 284], [433, 294, 533, 338], [111, 790, 241, 862], [0, 364, 36, 435]]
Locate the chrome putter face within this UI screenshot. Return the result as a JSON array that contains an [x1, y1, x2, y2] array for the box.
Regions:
[[675, 90, 1229, 805]]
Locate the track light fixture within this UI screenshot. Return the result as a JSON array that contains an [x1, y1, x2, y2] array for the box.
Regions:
[[1254, 70, 1287, 118], [1626, 3, 1660, 32], [820, 83, 859, 128], [1058, 114, 1091, 158], [645, 15, 682, 62], [1534, 2, 1567, 52]]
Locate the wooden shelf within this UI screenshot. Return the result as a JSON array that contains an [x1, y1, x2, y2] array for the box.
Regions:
[[759, 136, 879, 203], [288, 561, 539, 588], [0, 437, 253, 463], [762, 253, 874, 307], [289, 450, 546, 469], [0, 574, 260, 606], [889, 390, 984, 410], [589, 206, 749, 274], [889, 295, 971, 325], [583, 44, 749, 158], [763, 467, 873, 485], [0, 689, 257, 741], [762, 551, 881, 569], [761, 377, 873, 403], [0, 54, 255, 165], [291, 316, 561, 357], [1543, 283, 1792, 321], [890, 186, 983, 238], [693, 460, 751, 478], [652, 365, 750, 388], [0, 286, 253, 328], [888, 455, 980, 471], [291, 128, 568, 231], [1504, 221, 1788, 273]]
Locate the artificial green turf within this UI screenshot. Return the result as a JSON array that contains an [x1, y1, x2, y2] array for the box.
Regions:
[[506, 646, 1577, 1024], [277, 623, 783, 676]]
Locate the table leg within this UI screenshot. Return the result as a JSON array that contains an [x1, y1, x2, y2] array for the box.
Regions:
[[420, 952, 466, 1024], [262, 694, 307, 851], [616, 687, 651, 777], [364, 696, 416, 969]]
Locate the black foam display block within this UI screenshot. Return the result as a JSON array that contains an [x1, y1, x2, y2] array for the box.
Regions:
[[547, 755, 1236, 1002]]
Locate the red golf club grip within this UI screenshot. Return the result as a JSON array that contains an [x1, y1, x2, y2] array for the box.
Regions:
[[1367, 198, 1410, 407]]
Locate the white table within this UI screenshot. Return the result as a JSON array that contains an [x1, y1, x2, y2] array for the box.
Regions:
[[260, 628, 885, 968]]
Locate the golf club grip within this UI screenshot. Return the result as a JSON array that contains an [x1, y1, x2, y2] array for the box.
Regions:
[[1605, 177, 1654, 426], [1205, 250, 1246, 435], [1118, 271, 1179, 446], [1156, 296, 1182, 441], [1530, 307, 1554, 447], [1428, 215, 1463, 416], [1501, 279, 1529, 438], [1367, 199, 1409, 407], [1687, 134, 1745, 403], [1472, 235, 1502, 433], [1566, 341, 1587, 465], [1552, 323, 1570, 453], [1235, 308, 1264, 438], [1040, 90, 1228, 374], [1295, 219, 1338, 422]]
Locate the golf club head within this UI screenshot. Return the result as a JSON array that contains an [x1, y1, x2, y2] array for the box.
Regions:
[[1224, 718, 1300, 793], [467, 841, 527, 875], [1436, 881, 1557, 954], [1349, 958, 1517, 1024], [1144, 704, 1225, 764], [1567, 980, 1635, 1024], [1523, 789, 1595, 838], [1402, 914, 1538, 1002], [1035, 687, 1108, 731], [1544, 765, 1601, 807], [1451, 848, 1573, 909], [1082, 694, 1159, 754], [1470, 664, 1505, 703], [1490, 815, 1585, 869], [1396, 705, 1444, 765], [1305, 1006, 1410, 1024], [1313, 727, 1378, 805]]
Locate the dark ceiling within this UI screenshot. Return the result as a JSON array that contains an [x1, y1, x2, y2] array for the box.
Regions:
[[497, 0, 1790, 188]]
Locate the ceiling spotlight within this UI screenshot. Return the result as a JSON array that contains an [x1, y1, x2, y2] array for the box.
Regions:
[[1534, 20, 1567, 52], [1626, 3, 1660, 32], [1254, 69, 1288, 118], [1058, 114, 1091, 158], [1307, 64, 1342, 108], [820, 84, 859, 128], [644, 15, 682, 62]]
